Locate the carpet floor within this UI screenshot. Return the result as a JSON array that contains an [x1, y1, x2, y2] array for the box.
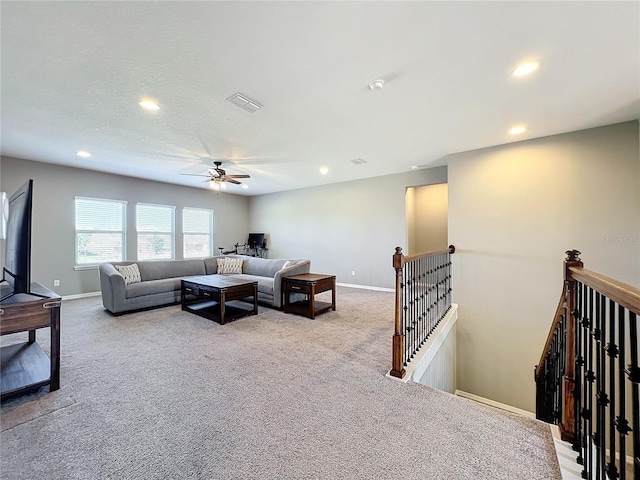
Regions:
[[1, 287, 561, 479]]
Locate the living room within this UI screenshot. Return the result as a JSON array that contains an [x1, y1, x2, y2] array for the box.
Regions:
[[1, 2, 639, 478]]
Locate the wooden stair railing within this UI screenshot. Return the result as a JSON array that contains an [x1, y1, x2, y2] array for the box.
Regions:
[[390, 245, 455, 379], [535, 250, 640, 479]]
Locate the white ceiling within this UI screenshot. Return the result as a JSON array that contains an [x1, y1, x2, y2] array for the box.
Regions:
[[1, 1, 638, 196]]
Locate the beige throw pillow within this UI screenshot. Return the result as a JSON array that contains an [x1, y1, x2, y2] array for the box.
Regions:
[[217, 257, 243, 274], [115, 263, 141, 285]]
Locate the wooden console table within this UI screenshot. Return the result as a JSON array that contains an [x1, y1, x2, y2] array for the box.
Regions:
[[0, 283, 62, 401], [282, 273, 336, 319]]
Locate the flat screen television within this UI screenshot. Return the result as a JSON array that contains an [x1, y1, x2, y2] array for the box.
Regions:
[[247, 233, 265, 248], [1, 179, 33, 301]]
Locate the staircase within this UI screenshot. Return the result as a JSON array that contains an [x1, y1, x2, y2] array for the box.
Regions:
[[536, 250, 639, 479]]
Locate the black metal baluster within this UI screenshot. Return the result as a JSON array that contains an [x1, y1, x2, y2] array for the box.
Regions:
[[430, 254, 435, 333], [627, 311, 639, 479], [548, 329, 560, 423], [586, 286, 595, 479], [408, 260, 413, 359], [580, 283, 591, 475], [558, 311, 566, 422], [607, 299, 619, 479], [447, 252, 452, 310], [410, 261, 418, 359], [439, 254, 444, 317], [427, 257, 437, 334], [402, 264, 408, 366], [575, 281, 584, 459], [418, 259, 421, 352], [420, 257, 426, 351], [617, 306, 627, 480], [438, 253, 443, 316], [581, 283, 589, 475], [595, 292, 605, 480]]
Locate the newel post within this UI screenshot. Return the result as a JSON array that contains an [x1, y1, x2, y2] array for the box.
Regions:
[[561, 249, 583, 443], [390, 247, 406, 378]]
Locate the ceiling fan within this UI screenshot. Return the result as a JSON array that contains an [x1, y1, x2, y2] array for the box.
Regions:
[[181, 161, 250, 187]]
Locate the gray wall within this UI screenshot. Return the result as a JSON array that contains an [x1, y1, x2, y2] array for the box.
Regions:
[[448, 120, 640, 412], [249, 166, 448, 289], [0, 157, 250, 296]]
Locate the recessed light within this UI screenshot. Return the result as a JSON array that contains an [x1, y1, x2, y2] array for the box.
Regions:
[[241, 184, 249, 189], [509, 125, 527, 135], [76, 150, 91, 158], [368, 79, 385, 91], [512, 61, 539, 77], [319, 166, 329, 175], [139, 98, 160, 111]]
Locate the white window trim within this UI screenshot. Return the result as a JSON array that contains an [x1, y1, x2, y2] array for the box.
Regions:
[[74, 196, 127, 267], [182, 207, 214, 258], [136, 202, 176, 260]]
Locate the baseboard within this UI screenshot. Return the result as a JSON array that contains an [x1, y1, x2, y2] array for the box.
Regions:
[[62, 291, 101, 301], [454, 390, 536, 419], [337, 282, 393, 292]]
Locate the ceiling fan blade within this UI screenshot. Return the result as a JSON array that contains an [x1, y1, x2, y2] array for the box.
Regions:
[[225, 178, 242, 185], [225, 174, 250, 179], [181, 173, 212, 177]]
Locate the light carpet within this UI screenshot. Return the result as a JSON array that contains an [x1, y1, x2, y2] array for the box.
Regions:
[[1, 287, 561, 479]]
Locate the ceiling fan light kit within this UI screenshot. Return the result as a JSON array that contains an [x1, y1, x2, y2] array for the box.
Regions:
[[181, 160, 250, 191]]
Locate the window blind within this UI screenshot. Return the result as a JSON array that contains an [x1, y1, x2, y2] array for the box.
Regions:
[[75, 197, 126, 265]]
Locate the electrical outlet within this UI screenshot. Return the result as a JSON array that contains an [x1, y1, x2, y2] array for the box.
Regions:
[[351, 270, 356, 276], [53, 280, 60, 287]]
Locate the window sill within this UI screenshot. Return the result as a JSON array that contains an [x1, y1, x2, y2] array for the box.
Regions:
[[74, 265, 99, 271]]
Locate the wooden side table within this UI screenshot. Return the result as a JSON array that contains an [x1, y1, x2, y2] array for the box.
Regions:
[[0, 283, 62, 401], [282, 273, 336, 319]]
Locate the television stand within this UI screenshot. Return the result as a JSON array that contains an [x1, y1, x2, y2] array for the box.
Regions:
[[0, 282, 61, 401]]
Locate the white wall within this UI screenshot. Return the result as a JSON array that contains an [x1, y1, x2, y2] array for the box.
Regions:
[[0, 156, 250, 296], [249, 167, 448, 289], [448, 121, 640, 412]]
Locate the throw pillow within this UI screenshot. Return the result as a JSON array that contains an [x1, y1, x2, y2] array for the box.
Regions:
[[217, 257, 244, 274], [115, 263, 141, 285]]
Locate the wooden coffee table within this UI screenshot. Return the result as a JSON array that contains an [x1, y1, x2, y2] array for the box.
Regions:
[[282, 273, 336, 319], [181, 276, 258, 325]]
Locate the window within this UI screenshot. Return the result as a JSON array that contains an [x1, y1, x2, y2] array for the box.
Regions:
[[136, 203, 175, 260], [183, 207, 214, 258], [75, 197, 126, 265]]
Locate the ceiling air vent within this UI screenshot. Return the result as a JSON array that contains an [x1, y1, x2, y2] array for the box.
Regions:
[[227, 93, 263, 113], [350, 158, 367, 165]]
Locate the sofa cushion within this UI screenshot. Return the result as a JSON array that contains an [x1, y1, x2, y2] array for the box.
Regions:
[[136, 259, 206, 281], [115, 263, 141, 285], [230, 255, 287, 278], [226, 274, 275, 296], [125, 278, 182, 298], [203, 257, 219, 275]]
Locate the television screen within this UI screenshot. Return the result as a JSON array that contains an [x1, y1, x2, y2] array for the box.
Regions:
[[2, 179, 33, 298], [247, 233, 265, 248]]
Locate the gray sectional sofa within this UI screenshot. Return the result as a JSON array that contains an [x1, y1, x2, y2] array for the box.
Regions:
[[98, 254, 310, 315]]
